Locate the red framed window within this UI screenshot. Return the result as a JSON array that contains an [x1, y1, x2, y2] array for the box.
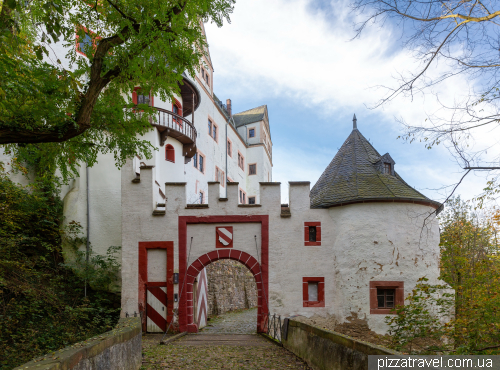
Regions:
[[165, 144, 175, 163], [304, 222, 321, 246], [238, 152, 244, 170], [172, 99, 182, 126], [303, 277, 325, 307], [215, 166, 225, 187], [239, 188, 246, 204], [249, 128, 255, 138], [227, 139, 232, 157], [76, 26, 98, 57], [370, 281, 404, 314], [132, 87, 153, 110]]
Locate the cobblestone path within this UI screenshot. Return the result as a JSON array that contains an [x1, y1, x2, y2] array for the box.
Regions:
[[141, 334, 311, 369], [201, 308, 257, 334]]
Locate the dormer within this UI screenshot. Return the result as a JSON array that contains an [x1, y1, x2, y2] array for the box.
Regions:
[[375, 153, 396, 176]]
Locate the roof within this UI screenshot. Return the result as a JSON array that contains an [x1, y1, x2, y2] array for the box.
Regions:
[[232, 105, 267, 127], [310, 125, 441, 209]]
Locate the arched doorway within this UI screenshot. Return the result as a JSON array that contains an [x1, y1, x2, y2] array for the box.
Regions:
[[178, 215, 269, 333], [183, 250, 266, 333]]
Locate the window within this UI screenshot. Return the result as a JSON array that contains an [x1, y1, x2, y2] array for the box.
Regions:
[[193, 153, 198, 168], [199, 191, 204, 204], [304, 222, 321, 246], [132, 87, 152, 108], [303, 277, 325, 307], [227, 140, 232, 157], [215, 166, 225, 187], [249, 128, 255, 138], [208, 119, 212, 136], [370, 281, 404, 314], [238, 152, 244, 170], [76, 27, 96, 57], [249, 163, 256, 175], [213, 123, 217, 141], [199, 154, 204, 173], [377, 288, 395, 309], [172, 99, 182, 125], [248, 197, 256, 205], [308, 226, 316, 242], [239, 189, 247, 204], [193, 151, 205, 173], [384, 162, 392, 174], [165, 144, 175, 163], [202, 68, 205, 79]]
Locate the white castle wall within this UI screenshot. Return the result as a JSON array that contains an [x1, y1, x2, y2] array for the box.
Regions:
[[120, 162, 441, 334]]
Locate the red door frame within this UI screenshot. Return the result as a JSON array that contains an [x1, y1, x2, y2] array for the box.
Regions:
[[138, 241, 174, 332], [178, 215, 269, 333]]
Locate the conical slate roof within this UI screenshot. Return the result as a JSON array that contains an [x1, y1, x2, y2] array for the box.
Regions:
[[310, 122, 441, 209]]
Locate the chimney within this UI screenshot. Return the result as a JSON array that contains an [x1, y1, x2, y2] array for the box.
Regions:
[[226, 99, 232, 118]]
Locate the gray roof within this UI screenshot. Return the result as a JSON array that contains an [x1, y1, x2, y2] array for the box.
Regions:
[[232, 105, 267, 127], [310, 127, 440, 209]]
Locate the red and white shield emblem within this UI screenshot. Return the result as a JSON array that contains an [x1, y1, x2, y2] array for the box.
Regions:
[[216, 226, 233, 248]]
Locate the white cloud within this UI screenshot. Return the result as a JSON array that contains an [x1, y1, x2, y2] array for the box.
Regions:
[[205, 0, 500, 203]]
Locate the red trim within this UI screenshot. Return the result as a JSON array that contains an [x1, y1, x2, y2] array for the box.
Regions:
[[304, 222, 321, 246], [303, 277, 325, 307], [370, 281, 404, 314], [179, 215, 269, 333], [75, 26, 99, 57], [138, 242, 174, 332]]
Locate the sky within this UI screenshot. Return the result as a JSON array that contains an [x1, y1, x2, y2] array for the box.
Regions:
[[204, 0, 499, 203]]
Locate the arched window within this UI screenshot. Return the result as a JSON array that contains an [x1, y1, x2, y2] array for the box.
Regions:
[[172, 99, 182, 126], [165, 144, 175, 163]]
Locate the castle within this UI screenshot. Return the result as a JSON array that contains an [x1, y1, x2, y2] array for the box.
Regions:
[[1, 23, 443, 335]]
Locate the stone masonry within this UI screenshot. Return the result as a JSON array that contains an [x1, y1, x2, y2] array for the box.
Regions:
[[206, 260, 258, 317]]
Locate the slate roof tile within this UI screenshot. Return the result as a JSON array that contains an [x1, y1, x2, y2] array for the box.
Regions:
[[310, 128, 439, 208]]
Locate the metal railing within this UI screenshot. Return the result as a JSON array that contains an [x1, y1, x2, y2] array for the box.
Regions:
[[152, 107, 197, 144], [265, 313, 282, 343]]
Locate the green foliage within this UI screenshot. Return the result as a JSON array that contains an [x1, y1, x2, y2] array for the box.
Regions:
[[0, 0, 235, 183], [386, 197, 500, 355], [385, 277, 454, 354], [0, 174, 120, 370]]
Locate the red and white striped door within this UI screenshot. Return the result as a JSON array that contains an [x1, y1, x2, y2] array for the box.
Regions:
[[146, 285, 167, 332]]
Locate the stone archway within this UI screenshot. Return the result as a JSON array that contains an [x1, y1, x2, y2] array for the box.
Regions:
[[184, 250, 266, 333], [177, 215, 269, 333]]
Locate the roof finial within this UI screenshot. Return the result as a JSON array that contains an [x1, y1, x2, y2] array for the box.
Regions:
[[353, 114, 357, 130]]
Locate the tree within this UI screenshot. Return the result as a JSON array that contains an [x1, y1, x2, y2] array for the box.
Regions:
[[0, 0, 234, 181], [439, 197, 500, 353], [352, 0, 500, 202]]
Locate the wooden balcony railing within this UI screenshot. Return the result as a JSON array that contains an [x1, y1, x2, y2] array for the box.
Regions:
[[151, 107, 197, 158]]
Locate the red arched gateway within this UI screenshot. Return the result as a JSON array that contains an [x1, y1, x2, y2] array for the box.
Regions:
[[178, 215, 269, 333]]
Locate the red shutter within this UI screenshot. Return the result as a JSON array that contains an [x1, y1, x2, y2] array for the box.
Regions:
[[166, 145, 175, 162], [132, 88, 139, 104], [316, 226, 321, 242], [304, 226, 309, 242]]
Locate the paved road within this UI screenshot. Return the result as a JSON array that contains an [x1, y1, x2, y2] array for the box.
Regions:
[[200, 308, 258, 334], [141, 309, 312, 369]]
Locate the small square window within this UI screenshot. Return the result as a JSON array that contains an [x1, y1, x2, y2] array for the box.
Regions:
[[249, 164, 256, 175], [248, 197, 256, 204], [384, 162, 392, 174], [249, 128, 255, 137], [370, 281, 404, 314], [137, 92, 150, 105], [303, 277, 325, 307], [304, 222, 321, 246]]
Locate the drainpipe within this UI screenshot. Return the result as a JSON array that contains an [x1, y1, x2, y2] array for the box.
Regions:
[[85, 163, 90, 298], [225, 120, 228, 198]]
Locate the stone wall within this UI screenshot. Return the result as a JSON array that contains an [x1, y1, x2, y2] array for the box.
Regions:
[[206, 259, 258, 316], [282, 319, 400, 370], [14, 317, 142, 370]]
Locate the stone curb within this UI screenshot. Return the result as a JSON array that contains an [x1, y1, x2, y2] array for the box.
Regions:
[[160, 331, 188, 345]]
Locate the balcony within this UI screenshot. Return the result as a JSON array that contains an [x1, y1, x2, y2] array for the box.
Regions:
[[152, 107, 197, 158]]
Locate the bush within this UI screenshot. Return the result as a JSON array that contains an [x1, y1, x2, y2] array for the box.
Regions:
[[0, 174, 120, 369]]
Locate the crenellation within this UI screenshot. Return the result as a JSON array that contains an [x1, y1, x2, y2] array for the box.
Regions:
[[288, 181, 311, 213], [258, 182, 281, 212], [165, 182, 187, 212], [207, 182, 221, 206]]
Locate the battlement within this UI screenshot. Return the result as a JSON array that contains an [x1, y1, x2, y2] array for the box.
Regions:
[[123, 159, 318, 217]]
